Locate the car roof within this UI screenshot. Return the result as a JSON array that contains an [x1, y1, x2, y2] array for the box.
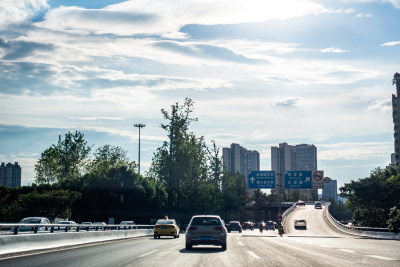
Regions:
[[191, 215, 221, 218]]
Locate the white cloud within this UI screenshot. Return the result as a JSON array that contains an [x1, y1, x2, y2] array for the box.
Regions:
[[339, 0, 400, 9], [321, 47, 348, 53], [367, 99, 392, 111], [356, 13, 373, 17], [318, 142, 393, 161], [381, 41, 400, 46], [0, 0, 49, 28], [68, 117, 124, 121], [35, 0, 325, 37]]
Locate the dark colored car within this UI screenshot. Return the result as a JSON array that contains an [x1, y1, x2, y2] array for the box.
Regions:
[[266, 220, 275, 231], [242, 221, 254, 231], [227, 221, 242, 233], [314, 202, 322, 209], [296, 200, 305, 206], [185, 215, 227, 250]]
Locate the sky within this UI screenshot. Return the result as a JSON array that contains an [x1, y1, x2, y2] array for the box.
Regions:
[[0, 0, 399, 189]]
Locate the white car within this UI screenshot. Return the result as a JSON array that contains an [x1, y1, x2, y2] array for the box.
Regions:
[[294, 219, 307, 229], [58, 220, 77, 230]]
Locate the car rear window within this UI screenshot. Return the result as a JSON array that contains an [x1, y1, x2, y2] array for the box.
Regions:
[[191, 217, 220, 226], [20, 218, 41, 223], [156, 220, 175, 225]]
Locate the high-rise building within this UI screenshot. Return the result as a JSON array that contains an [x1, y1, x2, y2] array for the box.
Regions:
[[0, 162, 22, 187], [322, 179, 338, 202], [392, 72, 400, 165], [222, 143, 260, 194], [271, 143, 317, 199]]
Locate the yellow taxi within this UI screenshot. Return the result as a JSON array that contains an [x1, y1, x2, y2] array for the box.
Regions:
[[154, 218, 180, 239]]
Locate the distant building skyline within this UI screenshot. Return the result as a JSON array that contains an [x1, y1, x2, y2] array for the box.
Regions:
[[222, 143, 260, 195], [322, 179, 338, 202], [392, 72, 400, 165], [271, 142, 318, 199], [0, 162, 21, 188]]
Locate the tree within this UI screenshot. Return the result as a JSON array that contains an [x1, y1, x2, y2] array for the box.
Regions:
[[149, 98, 210, 212], [86, 145, 134, 174], [387, 206, 400, 233], [340, 166, 400, 227], [3, 187, 81, 222], [35, 131, 91, 184]]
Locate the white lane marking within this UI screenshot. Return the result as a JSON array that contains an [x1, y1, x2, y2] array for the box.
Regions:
[[238, 241, 244, 246], [319, 244, 332, 248], [307, 242, 316, 245], [138, 250, 158, 258], [247, 251, 261, 259], [337, 249, 356, 253], [367, 255, 397, 261]]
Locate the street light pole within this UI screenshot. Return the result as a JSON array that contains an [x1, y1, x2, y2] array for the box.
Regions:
[[134, 123, 145, 175]]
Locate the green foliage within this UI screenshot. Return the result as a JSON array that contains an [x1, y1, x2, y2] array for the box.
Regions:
[[0, 185, 81, 222], [86, 145, 134, 174], [387, 206, 400, 233], [35, 131, 91, 184], [149, 98, 248, 217], [340, 166, 400, 228], [328, 200, 352, 221]]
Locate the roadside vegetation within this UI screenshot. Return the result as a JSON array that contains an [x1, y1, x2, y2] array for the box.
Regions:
[[0, 98, 247, 224], [340, 166, 400, 231]]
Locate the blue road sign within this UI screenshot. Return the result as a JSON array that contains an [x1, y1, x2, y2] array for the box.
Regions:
[[285, 171, 312, 189], [248, 171, 276, 189]]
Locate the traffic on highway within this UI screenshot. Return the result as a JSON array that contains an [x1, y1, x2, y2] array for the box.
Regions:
[[1, 203, 399, 267]]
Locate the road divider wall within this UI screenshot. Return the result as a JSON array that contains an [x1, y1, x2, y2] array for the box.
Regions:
[[0, 228, 153, 257]]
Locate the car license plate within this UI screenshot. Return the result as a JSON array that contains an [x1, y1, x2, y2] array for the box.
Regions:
[[161, 226, 168, 229], [200, 236, 212, 240]]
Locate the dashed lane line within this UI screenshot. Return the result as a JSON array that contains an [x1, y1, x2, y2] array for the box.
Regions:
[[238, 242, 244, 246], [337, 249, 356, 253], [138, 250, 158, 258], [247, 251, 261, 259], [367, 255, 397, 261]]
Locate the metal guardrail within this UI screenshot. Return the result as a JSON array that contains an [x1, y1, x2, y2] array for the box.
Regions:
[[0, 223, 154, 235]]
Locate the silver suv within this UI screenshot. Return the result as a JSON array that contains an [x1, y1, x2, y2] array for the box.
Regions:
[[185, 215, 227, 250]]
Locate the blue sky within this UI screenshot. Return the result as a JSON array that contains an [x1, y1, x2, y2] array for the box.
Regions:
[[0, 0, 399, 188]]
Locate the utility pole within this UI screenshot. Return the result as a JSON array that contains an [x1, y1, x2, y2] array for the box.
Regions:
[[134, 123, 145, 175]]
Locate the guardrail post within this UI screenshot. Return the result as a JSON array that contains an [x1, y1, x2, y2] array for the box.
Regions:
[[76, 226, 80, 232], [13, 227, 19, 235], [50, 226, 54, 233], [34, 226, 39, 234]]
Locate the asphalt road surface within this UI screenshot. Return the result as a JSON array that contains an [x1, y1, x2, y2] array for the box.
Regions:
[[1, 205, 399, 267]]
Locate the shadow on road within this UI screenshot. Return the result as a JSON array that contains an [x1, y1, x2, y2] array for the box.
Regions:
[[179, 247, 224, 254]]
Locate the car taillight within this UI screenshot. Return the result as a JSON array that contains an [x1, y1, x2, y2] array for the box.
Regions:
[[188, 227, 197, 231], [215, 227, 224, 232], [168, 225, 175, 229], [155, 225, 160, 228]]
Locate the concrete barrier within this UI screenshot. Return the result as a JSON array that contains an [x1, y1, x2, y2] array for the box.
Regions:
[[0, 228, 153, 257]]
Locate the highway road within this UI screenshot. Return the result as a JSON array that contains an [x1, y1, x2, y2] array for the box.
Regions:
[[1, 204, 399, 267]]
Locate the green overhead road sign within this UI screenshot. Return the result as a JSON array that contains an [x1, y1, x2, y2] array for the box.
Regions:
[[248, 171, 276, 189], [285, 171, 312, 189]]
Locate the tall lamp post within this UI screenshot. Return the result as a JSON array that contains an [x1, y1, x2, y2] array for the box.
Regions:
[[134, 123, 145, 175]]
